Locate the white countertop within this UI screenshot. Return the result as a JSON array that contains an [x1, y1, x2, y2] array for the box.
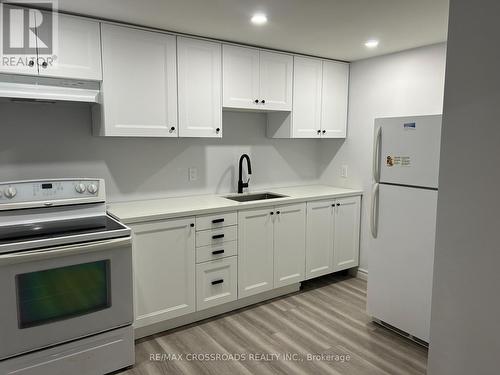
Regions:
[[107, 185, 363, 224]]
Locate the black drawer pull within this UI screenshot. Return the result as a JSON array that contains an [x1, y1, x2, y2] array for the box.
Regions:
[[212, 249, 225, 255], [212, 234, 225, 239], [212, 218, 225, 224], [211, 279, 224, 285]]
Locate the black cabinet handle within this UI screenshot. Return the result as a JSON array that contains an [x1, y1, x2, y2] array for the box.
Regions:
[[170, 126, 176, 131], [28, 60, 35, 67], [337, 203, 340, 206], [317, 130, 321, 134], [322, 130, 326, 134], [261, 99, 266, 104], [211, 279, 224, 285], [212, 218, 224, 224], [270, 212, 274, 215], [190, 223, 195, 227], [212, 234, 225, 239], [212, 249, 225, 255], [41, 61, 48, 68], [276, 210, 280, 215], [216, 128, 221, 133], [254, 99, 259, 104]]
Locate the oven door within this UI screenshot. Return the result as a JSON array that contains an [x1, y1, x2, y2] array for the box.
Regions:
[[0, 236, 133, 360]]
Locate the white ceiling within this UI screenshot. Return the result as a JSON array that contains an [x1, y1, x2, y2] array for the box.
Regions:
[[57, 0, 449, 61]]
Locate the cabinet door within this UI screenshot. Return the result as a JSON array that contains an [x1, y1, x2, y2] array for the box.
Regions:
[[131, 217, 195, 328], [37, 13, 102, 80], [222, 45, 260, 110], [321, 61, 349, 138], [274, 203, 306, 287], [306, 200, 334, 279], [259, 51, 293, 111], [292, 57, 323, 138], [0, 5, 38, 75], [99, 24, 178, 137], [178, 37, 222, 138], [238, 207, 274, 298], [333, 196, 360, 271]]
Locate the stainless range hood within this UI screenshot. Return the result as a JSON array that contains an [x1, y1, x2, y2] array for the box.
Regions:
[[0, 74, 100, 103]]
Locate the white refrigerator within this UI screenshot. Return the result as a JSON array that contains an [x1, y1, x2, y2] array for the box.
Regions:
[[367, 114, 442, 343]]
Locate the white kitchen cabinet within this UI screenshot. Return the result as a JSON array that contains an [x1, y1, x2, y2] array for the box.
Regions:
[[223, 45, 292, 111], [333, 196, 360, 272], [267, 57, 349, 139], [292, 56, 323, 138], [178, 37, 222, 138], [321, 61, 349, 138], [0, 9, 101, 80], [222, 45, 260, 110], [95, 24, 178, 137], [238, 207, 274, 298], [130, 217, 195, 328], [37, 13, 102, 80], [306, 200, 334, 279], [196, 256, 238, 310], [274, 203, 306, 288]]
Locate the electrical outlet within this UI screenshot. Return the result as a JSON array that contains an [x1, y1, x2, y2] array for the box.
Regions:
[[341, 165, 348, 178], [188, 167, 198, 181]]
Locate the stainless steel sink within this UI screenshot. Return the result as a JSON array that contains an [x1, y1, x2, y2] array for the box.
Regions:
[[224, 192, 288, 202]]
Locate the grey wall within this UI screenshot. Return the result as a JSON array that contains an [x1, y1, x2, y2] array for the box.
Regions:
[[0, 103, 320, 202], [428, 0, 500, 373], [319, 43, 447, 273]]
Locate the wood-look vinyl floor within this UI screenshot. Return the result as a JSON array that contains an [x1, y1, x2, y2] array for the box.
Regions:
[[117, 274, 427, 375]]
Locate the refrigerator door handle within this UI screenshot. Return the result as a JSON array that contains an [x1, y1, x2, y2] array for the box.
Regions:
[[373, 126, 382, 182], [371, 183, 380, 238]]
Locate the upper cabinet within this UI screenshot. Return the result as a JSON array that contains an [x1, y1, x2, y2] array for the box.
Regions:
[[38, 13, 102, 80], [223, 45, 292, 112], [177, 37, 222, 138], [321, 61, 349, 138], [268, 57, 349, 139], [0, 10, 101, 80], [93, 24, 178, 137]]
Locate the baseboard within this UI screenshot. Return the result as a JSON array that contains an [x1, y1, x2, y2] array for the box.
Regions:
[[134, 283, 301, 339], [349, 267, 368, 281]]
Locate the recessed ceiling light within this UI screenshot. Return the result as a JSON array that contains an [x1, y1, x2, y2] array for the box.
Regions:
[[365, 39, 379, 48], [251, 13, 268, 25]]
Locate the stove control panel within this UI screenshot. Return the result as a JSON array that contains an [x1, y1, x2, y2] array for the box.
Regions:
[[0, 179, 105, 206]]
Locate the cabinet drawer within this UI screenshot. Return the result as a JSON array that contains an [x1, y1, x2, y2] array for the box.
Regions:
[[196, 256, 237, 311], [196, 212, 237, 231], [196, 225, 237, 247], [196, 240, 238, 263]]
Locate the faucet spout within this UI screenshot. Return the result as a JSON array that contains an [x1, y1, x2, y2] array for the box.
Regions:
[[238, 154, 252, 194]]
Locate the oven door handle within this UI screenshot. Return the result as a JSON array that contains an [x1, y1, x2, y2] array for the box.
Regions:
[[0, 236, 131, 265]]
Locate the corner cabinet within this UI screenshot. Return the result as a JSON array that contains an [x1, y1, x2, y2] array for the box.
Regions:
[[305, 196, 360, 279], [130, 217, 196, 328], [94, 24, 178, 137], [223, 45, 293, 111], [238, 203, 306, 298], [177, 37, 222, 138]]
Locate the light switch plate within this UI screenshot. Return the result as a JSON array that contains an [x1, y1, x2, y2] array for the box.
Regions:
[[188, 167, 198, 181], [341, 165, 348, 178]]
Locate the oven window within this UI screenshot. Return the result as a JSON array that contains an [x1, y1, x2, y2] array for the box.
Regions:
[[16, 260, 111, 329]]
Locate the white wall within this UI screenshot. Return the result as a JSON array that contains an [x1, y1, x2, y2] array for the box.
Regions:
[[320, 43, 447, 272], [0, 103, 320, 202], [428, 1, 500, 373]]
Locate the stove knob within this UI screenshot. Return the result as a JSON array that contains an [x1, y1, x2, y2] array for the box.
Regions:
[[87, 183, 98, 194], [4, 187, 17, 199], [75, 183, 86, 194]]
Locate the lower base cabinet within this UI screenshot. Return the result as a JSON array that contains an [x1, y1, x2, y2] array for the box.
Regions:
[[130, 217, 196, 328], [129, 194, 361, 333], [196, 256, 238, 310]]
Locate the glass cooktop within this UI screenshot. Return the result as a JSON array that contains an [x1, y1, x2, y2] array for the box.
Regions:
[[0, 216, 127, 246]]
